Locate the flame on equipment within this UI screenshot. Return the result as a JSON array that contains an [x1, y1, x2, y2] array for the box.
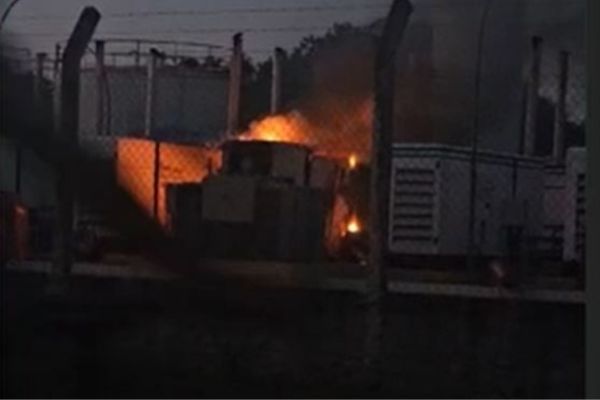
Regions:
[[237, 99, 373, 163], [346, 214, 361, 235], [348, 154, 358, 170], [237, 111, 312, 145]]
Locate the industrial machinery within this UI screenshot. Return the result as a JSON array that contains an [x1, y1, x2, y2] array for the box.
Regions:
[[166, 139, 356, 262], [388, 144, 545, 261]]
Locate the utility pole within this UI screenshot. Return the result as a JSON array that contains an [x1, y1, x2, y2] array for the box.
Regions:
[[52, 7, 100, 282], [366, 0, 412, 377]]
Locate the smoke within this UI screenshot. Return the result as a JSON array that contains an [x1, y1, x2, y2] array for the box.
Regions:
[[243, 26, 375, 161], [244, 0, 584, 158]]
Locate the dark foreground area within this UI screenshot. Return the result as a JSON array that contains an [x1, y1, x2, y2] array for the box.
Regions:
[[1, 270, 584, 398]]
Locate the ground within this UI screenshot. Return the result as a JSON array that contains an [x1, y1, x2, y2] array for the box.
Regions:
[[1, 269, 585, 398]]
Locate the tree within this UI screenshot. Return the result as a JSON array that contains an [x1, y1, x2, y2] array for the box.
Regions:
[[240, 23, 375, 129]]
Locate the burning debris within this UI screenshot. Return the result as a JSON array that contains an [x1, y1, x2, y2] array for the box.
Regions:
[[113, 133, 371, 262]]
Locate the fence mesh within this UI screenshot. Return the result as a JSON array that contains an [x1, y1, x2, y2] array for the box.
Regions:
[[1, 0, 587, 283], [0, 1, 587, 398]]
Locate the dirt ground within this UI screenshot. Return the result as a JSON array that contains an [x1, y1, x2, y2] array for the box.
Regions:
[[1, 271, 584, 398]]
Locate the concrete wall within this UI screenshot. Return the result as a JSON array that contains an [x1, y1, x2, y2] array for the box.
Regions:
[[79, 66, 228, 142]]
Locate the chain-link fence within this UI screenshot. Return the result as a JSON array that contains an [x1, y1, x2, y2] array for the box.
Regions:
[[1, 0, 587, 286], [1, 1, 587, 398]]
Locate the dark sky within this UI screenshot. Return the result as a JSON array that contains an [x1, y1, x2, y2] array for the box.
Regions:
[[2, 0, 585, 62], [2, 0, 393, 60]]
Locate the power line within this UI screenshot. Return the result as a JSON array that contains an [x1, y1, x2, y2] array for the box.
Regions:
[[9, 0, 576, 22], [10, 3, 390, 21]]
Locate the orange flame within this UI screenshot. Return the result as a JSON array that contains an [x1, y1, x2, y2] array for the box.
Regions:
[[346, 214, 361, 235], [237, 111, 313, 145], [348, 154, 358, 170], [237, 100, 373, 163]]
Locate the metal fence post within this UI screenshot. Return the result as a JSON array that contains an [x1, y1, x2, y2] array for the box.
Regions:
[[467, 0, 493, 275], [553, 51, 570, 163], [53, 7, 101, 280], [144, 49, 161, 221], [366, 0, 412, 375]]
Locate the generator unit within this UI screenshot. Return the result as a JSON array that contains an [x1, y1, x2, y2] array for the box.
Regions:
[[388, 144, 545, 258], [166, 140, 341, 262], [563, 147, 586, 264]]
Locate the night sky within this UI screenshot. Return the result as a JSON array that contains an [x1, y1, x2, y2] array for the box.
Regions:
[[2, 0, 584, 61], [2, 0, 393, 60]]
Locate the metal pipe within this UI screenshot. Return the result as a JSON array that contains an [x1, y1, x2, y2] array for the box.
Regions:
[[553, 51, 570, 163], [467, 0, 493, 274]]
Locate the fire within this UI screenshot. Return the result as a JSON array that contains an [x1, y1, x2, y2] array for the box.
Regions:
[[346, 215, 361, 235], [348, 154, 358, 170], [237, 100, 373, 163], [237, 111, 313, 145]]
